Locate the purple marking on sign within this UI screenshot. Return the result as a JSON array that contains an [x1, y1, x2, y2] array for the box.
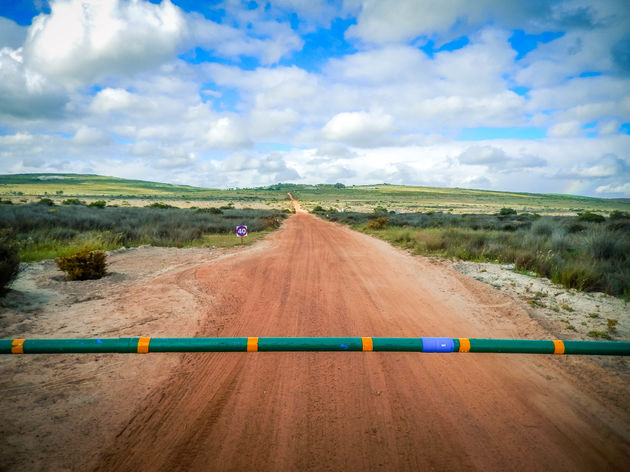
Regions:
[[236, 225, 248, 237]]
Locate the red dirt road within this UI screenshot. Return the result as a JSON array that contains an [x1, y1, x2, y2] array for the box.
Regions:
[[96, 211, 629, 471]]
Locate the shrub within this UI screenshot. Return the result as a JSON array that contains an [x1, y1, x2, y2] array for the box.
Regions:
[[0, 238, 20, 293], [607, 318, 618, 333], [88, 200, 106, 208], [582, 228, 621, 260], [552, 260, 600, 292], [373, 206, 388, 215], [567, 223, 586, 233], [195, 207, 223, 214], [147, 202, 174, 209], [577, 212, 605, 223], [588, 330, 611, 340], [62, 198, 84, 205], [550, 228, 571, 252], [261, 214, 282, 229], [415, 230, 445, 251], [38, 198, 54, 206], [312, 205, 325, 212], [609, 210, 630, 220], [531, 219, 552, 236], [367, 216, 388, 230], [55, 248, 107, 280], [499, 208, 517, 216]]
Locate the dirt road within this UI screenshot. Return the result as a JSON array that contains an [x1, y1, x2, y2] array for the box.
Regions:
[[92, 210, 629, 471]]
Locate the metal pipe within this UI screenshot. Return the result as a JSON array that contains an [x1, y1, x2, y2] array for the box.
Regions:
[[1, 337, 629, 355]]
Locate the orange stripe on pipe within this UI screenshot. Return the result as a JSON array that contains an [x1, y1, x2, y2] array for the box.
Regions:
[[362, 337, 373, 351], [552, 340, 565, 355], [11, 339, 25, 354], [137, 337, 151, 354], [458, 338, 470, 352], [247, 337, 258, 352]]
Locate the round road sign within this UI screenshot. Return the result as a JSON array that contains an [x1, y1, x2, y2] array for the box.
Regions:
[[236, 225, 248, 237]]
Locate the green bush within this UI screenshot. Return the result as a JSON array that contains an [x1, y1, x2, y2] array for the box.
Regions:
[[62, 198, 84, 205], [577, 212, 605, 223], [609, 210, 630, 220], [55, 248, 107, 280], [147, 202, 174, 209], [499, 208, 517, 216], [88, 200, 106, 208], [0, 238, 20, 293], [38, 198, 54, 206], [312, 205, 325, 212]]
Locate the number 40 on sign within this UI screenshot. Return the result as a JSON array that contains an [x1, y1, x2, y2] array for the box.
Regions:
[[236, 225, 248, 239]]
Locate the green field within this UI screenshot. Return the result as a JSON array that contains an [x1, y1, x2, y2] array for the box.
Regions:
[[1, 173, 628, 214]]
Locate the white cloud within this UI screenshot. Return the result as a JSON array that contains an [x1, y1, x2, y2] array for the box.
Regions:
[[347, 0, 628, 44], [90, 88, 137, 113], [560, 153, 628, 178], [457, 145, 547, 171], [547, 120, 583, 137], [155, 151, 197, 169], [322, 109, 393, 146], [0, 47, 67, 119], [188, 12, 303, 65], [0, 133, 35, 145], [24, 0, 186, 86], [315, 143, 357, 159], [219, 152, 300, 186], [596, 182, 630, 194], [346, 0, 558, 43], [72, 126, 112, 146], [1, 1, 630, 198], [599, 120, 620, 135], [206, 117, 251, 149], [458, 145, 507, 165]]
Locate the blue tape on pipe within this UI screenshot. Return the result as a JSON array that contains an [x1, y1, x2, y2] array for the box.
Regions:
[[421, 337, 454, 353]]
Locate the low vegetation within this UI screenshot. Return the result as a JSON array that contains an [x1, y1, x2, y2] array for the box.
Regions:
[[0, 202, 288, 262], [0, 235, 20, 292], [321, 208, 630, 298], [56, 248, 107, 281], [3, 174, 630, 215]]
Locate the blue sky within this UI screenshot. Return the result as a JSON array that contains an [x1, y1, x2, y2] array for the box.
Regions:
[[0, 0, 629, 197]]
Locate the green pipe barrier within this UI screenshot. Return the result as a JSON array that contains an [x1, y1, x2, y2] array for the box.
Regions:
[[1, 337, 629, 355]]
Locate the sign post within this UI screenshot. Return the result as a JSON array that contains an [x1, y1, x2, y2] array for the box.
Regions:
[[236, 225, 248, 243]]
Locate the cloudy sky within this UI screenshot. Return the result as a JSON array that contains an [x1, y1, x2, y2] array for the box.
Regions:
[[0, 0, 629, 197]]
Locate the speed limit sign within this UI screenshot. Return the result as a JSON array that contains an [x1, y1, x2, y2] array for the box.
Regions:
[[236, 225, 248, 237]]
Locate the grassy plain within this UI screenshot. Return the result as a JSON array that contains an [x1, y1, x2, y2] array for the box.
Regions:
[[318, 209, 630, 298], [1, 173, 629, 214]]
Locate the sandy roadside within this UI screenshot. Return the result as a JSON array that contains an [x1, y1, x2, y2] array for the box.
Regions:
[[453, 261, 629, 382], [0, 243, 268, 471]]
